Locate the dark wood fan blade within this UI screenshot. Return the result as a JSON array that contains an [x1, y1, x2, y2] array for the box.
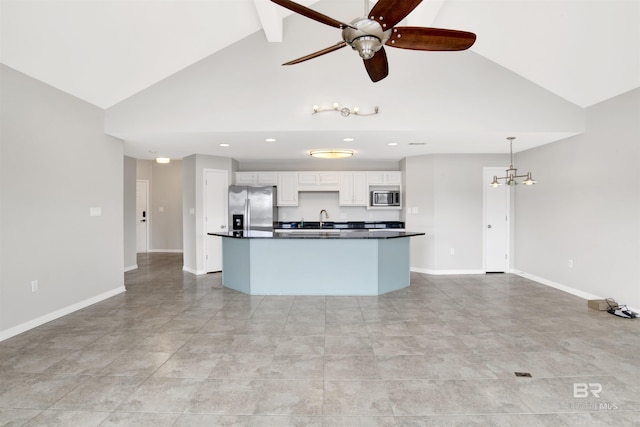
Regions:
[[369, 0, 423, 30], [283, 41, 347, 65], [363, 47, 389, 82], [386, 27, 476, 51], [271, 0, 355, 29]]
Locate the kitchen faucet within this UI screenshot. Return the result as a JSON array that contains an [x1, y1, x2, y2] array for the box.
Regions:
[[319, 209, 329, 228]]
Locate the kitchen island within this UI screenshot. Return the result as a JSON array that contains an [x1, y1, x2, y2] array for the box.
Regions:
[[208, 230, 425, 296]]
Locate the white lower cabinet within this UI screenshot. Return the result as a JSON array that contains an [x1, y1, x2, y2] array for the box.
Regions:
[[277, 172, 298, 206], [339, 172, 367, 206]]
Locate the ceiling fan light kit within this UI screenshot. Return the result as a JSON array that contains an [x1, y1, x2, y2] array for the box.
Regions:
[[490, 137, 537, 187], [271, 0, 476, 82], [309, 150, 354, 159], [312, 103, 379, 117]]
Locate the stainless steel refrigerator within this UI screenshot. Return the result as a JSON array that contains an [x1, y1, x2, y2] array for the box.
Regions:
[[228, 185, 278, 231]]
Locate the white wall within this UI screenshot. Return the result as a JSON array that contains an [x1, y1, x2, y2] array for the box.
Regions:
[[405, 153, 506, 274], [514, 88, 640, 309], [136, 159, 183, 252], [150, 160, 183, 251], [182, 154, 237, 275], [0, 65, 125, 339]]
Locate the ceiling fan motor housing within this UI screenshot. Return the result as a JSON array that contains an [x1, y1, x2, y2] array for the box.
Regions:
[[342, 18, 391, 59]]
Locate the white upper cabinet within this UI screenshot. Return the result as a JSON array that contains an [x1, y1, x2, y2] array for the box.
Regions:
[[366, 171, 402, 185], [339, 172, 367, 206], [298, 172, 339, 190], [235, 172, 277, 186], [277, 172, 298, 206]]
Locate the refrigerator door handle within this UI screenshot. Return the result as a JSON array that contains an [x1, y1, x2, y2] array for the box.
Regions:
[[245, 199, 250, 231]]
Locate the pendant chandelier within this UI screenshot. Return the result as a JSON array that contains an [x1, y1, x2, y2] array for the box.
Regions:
[[490, 137, 537, 187]]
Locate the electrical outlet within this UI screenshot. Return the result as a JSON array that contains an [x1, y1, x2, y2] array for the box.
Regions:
[[568, 259, 574, 268], [31, 280, 38, 292], [450, 248, 455, 255]]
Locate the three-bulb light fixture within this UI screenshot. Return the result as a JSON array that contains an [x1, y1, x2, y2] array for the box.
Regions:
[[312, 103, 379, 117], [490, 137, 537, 187]]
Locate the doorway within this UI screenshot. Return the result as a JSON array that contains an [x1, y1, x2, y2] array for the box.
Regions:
[[204, 169, 228, 273], [483, 167, 510, 273], [136, 179, 149, 253]]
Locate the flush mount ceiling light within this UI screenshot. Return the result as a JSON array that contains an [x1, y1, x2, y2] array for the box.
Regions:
[[265, 138, 276, 142], [343, 137, 355, 142], [490, 137, 537, 187], [219, 143, 230, 147], [312, 103, 379, 117], [155, 157, 170, 164], [309, 149, 354, 159]]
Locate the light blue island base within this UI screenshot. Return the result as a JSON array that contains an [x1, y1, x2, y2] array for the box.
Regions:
[[221, 237, 410, 296]]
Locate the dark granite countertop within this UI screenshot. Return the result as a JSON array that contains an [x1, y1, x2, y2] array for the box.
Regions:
[[209, 230, 425, 239], [275, 221, 405, 230]]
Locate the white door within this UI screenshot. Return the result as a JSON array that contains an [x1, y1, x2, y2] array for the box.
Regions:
[[136, 180, 149, 253], [483, 167, 509, 272], [205, 170, 228, 273]]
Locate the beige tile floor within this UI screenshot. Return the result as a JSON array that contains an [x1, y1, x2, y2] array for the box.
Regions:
[[1, 253, 639, 426]]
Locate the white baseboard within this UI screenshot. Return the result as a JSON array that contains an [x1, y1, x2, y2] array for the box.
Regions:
[[183, 266, 206, 275], [512, 270, 601, 300], [124, 264, 138, 272], [512, 270, 640, 313], [148, 249, 183, 253], [0, 286, 126, 342], [411, 267, 485, 275]]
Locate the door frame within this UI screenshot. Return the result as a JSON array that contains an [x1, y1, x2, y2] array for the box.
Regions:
[[482, 167, 511, 273], [203, 169, 229, 273], [136, 179, 150, 253]]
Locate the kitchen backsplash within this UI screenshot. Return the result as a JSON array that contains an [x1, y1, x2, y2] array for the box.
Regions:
[[278, 191, 402, 222]]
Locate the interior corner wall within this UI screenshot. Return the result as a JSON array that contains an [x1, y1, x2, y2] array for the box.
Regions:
[[182, 154, 237, 275], [514, 89, 640, 309], [123, 156, 137, 270], [405, 153, 506, 274], [0, 65, 125, 339]]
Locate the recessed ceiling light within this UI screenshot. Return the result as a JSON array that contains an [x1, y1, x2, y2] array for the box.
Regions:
[[343, 137, 354, 142], [219, 143, 230, 147], [387, 142, 398, 146], [265, 138, 276, 142]]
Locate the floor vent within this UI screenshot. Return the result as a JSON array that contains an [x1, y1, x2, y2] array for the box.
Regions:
[[514, 372, 532, 377]]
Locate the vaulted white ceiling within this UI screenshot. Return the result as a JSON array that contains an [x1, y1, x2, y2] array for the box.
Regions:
[[2, 0, 638, 161]]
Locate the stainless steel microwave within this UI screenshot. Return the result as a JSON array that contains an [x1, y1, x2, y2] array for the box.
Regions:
[[371, 190, 401, 207]]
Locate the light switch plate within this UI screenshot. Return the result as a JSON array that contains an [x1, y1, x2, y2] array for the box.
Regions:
[[90, 207, 102, 217]]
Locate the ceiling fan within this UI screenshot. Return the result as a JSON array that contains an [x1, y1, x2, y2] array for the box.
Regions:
[[271, 0, 476, 82]]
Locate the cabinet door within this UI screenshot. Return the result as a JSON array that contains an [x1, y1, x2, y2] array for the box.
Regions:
[[384, 172, 402, 185], [366, 171, 384, 185], [352, 172, 368, 206], [235, 172, 256, 185], [338, 173, 354, 206], [277, 173, 298, 206], [298, 172, 318, 186], [318, 172, 339, 186], [256, 172, 278, 186]]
